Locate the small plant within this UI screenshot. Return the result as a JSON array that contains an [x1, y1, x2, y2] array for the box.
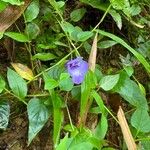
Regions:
[[0, 0, 150, 149]]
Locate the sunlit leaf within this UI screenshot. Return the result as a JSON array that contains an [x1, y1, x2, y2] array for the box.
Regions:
[[131, 109, 150, 133], [32, 53, 57, 61], [99, 74, 120, 91], [44, 73, 59, 90], [1, 0, 24, 5], [0, 1, 7, 12], [24, 0, 39, 22], [77, 31, 93, 42], [98, 40, 118, 49], [11, 63, 34, 81], [0, 75, 5, 93], [4, 32, 29, 42], [7, 68, 27, 99]]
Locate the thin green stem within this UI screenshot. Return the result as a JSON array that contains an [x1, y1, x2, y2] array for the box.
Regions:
[[104, 105, 119, 124], [92, 4, 112, 32], [27, 93, 50, 97], [4, 88, 27, 105], [27, 49, 76, 84]]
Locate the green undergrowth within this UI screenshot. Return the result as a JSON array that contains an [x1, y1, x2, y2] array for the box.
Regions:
[[0, 0, 150, 149]]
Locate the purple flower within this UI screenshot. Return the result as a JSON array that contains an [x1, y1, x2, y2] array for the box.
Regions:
[[66, 57, 88, 84]]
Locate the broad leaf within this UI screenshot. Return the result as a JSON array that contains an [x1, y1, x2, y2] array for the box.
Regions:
[[109, 10, 122, 29], [113, 72, 148, 109], [0, 1, 7, 12], [11, 63, 34, 81], [25, 23, 40, 40], [24, 0, 39, 22], [77, 31, 93, 42], [68, 129, 102, 149], [32, 53, 57, 61], [70, 8, 86, 22], [56, 134, 71, 150], [131, 109, 150, 133], [59, 73, 73, 91], [4, 32, 29, 42], [44, 73, 59, 90], [7, 68, 27, 99], [94, 115, 108, 139], [27, 98, 51, 145], [0, 75, 5, 93], [0, 101, 10, 129], [98, 40, 118, 49], [99, 74, 120, 91]]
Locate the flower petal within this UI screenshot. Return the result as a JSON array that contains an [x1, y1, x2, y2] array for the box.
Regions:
[[72, 74, 84, 84]]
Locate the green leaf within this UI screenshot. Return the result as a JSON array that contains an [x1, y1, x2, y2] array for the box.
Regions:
[[0, 32, 4, 39], [71, 86, 81, 100], [109, 10, 122, 29], [0, 75, 5, 93], [140, 140, 150, 150], [0, 100, 10, 130], [68, 128, 102, 150], [59, 73, 73, 91], [80, 0, 109, 12], [123, 66, 134, 77], [56, 1, 65, 9], [47, 65, 65, 80], [1, 0, 24, 5], [131, 109, 150, 133], [95, 115, 108, 139], [25, 23, 40, 40], [137, 40, 150, 59], [99, 74, 120, 91], [98, 40, 118, 49], [70, 8, 86, 22], [51, 91, 64, 146], [77, 31, 93, 42], [92, 91, 108, 139], [7, 68, 27, 99], [129, 4, 141, 16], [92, 90, 105, 114], [44, 73, 59, 90], [32, 53, 57, 61], [113, 72, 148, 109], [0, 1, 7, 12], [56, 134, 70, 150], [27, 98, 51, 145], [61, 21, 75, 34], [24, 0, 39, 22], [110, 0, 130, 10], [96, 29, 150, 74], [80, 71, 97, 117], [4, 32, 29, 42]]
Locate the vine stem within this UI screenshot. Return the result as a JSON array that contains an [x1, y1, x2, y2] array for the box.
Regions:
[[4, 88, 27, 105], [92, 4, 112, 32], [27, 49, 76, 84]]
